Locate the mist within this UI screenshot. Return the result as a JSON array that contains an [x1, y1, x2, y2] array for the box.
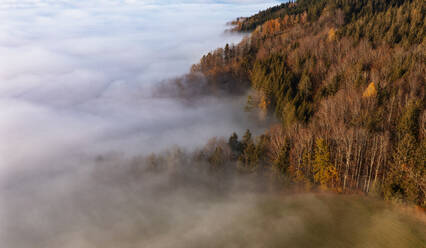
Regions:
[[0, 0, 279, 180], [0, 0, 283, 246], [2, 150, 424, 248]]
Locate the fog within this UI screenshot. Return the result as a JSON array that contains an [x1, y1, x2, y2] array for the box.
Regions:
[[2, 153, 424, 248], [0, 1, 284, 246], [1, 1, 425, 247], [0, 0, 279, 180]]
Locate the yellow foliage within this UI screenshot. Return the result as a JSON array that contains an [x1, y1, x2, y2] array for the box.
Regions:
[[327, 28, 336, 41], [313, 138, 338, 188], [259, 94, 268, 110], [363, 82, 377, 97]]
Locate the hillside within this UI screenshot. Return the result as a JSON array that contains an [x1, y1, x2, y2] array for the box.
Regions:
[[173, 0, 425, 207]]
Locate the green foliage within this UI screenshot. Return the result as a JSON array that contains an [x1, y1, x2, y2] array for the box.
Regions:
[[397, 102, 422, 139], [339, 0, 424, 46], [250, 54, 315, 124]]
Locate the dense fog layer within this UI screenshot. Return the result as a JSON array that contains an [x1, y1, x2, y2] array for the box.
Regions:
[[0, 1, 284, 247], [0, 0, 278, 180]]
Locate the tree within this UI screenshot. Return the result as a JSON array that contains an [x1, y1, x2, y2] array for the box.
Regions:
[[273, 139, 291, 175], [312, 138, 338, 189], [238, 142, 258, 171], [228, 132, 243, 159], [242, 129, 253, 149], [384, 133, 425, 205], [397, 102, 421, 140], [224, 43, 231, 63], [208, 146, 226, 170]]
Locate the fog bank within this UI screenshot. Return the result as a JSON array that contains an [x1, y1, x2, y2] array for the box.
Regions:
[[0, 1, 284, 246], [0, 0, 279, 180]]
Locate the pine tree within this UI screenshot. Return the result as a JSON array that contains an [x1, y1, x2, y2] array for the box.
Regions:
[[228, 132, 242, 159]]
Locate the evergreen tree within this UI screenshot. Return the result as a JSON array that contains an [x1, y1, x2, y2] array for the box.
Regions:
[[228, 132, 243, 159]]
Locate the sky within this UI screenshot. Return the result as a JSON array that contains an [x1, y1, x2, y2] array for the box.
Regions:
[[0, 0, 280, 181]]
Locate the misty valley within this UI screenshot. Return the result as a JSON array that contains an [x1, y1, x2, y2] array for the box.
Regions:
[[0, 0, 425, 247]]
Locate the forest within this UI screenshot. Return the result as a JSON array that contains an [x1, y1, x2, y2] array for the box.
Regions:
[[163, 0, 425, 207]]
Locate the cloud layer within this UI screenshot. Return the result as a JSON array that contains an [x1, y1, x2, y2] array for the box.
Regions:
[[1, 1, 288, 247], [0, 0, 279, 179]]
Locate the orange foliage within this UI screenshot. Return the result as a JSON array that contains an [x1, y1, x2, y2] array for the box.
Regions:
[[327, 28, 336, 41], [363, 82, 377, 98], [262, 19, 281, 36]]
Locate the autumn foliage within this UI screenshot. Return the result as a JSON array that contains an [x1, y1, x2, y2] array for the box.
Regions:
[[174, 0, 425, 206]]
